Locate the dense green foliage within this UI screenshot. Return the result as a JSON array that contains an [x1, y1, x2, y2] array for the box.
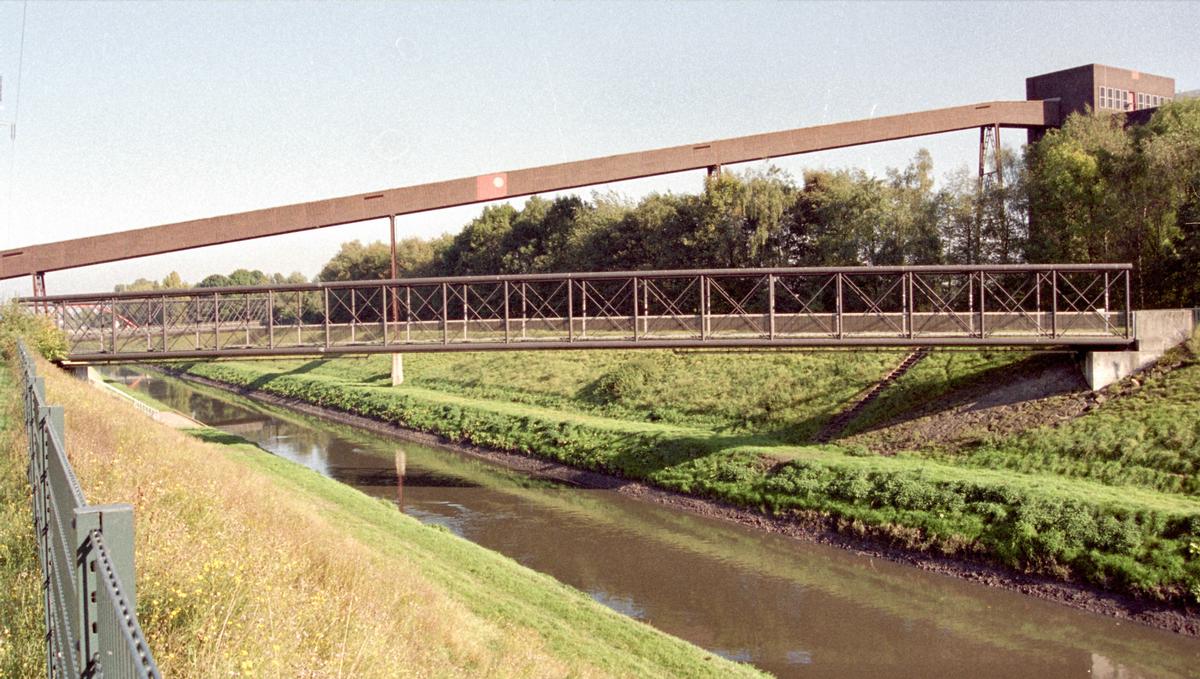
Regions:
[[178, 353, 1200, 605], [1028, 99, 1200, 306]]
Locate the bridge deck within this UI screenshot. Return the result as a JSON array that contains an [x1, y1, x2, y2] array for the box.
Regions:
[[25, 265, 1134, 363]]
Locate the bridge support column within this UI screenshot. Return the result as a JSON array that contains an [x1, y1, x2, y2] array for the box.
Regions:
[[1082, 309, 1197, 390], [71, 365, 98, 383], [31, 271, 47, 313], [391, 353, 404, 386]]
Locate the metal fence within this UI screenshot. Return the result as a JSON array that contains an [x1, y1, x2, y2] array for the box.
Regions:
[[17, 341, 161, 678], [23, 264, 1135, 362]]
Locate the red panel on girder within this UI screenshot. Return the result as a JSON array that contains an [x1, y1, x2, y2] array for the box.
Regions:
[[476, 173, 509, 201]]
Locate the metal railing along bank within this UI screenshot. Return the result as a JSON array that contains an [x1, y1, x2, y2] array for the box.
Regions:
[[17, 341, 161, 678], [23, 264, 1134, 362]]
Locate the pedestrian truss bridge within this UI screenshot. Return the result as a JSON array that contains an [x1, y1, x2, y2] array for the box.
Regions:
[[25, 264, 1134, 363]]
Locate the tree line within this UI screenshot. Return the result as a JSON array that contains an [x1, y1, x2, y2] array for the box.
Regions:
[[118, 100, 1200, 307]]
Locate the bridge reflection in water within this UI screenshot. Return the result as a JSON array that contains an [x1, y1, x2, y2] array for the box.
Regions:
[[28, 264, 1134, 362]]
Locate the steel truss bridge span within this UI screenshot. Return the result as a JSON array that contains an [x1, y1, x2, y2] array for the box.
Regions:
[[27, 264, 1134, 363]]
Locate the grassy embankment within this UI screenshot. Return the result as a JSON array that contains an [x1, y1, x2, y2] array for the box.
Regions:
[[176, 346, 1200, 606], [1, 352, 763, 678]]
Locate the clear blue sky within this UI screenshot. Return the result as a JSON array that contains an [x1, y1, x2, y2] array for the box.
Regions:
[[0, 0, 1196, 297]]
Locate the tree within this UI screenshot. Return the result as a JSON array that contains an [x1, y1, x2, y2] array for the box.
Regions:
[[318, 241, 391, 282], [195, 273, 232, 288], [161, 271, 186, 290], [439, 204, 517, 275], [113, 277, 161, 293], [695, 168, 796, 268], [500, 196, 583, 273], [1026, 100, 1200, 305]]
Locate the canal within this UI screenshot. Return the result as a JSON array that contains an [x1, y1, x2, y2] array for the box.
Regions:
[[109, 367, 1200, 679]]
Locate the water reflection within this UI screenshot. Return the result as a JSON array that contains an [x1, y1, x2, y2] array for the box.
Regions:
[[108, 367, 1200, 679]]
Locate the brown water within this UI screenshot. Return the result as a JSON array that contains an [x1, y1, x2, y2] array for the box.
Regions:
[[109, 367, 1200, 679]]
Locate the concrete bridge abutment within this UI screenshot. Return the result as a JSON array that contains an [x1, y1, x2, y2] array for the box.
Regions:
[[1083, 309, 1198, 390]]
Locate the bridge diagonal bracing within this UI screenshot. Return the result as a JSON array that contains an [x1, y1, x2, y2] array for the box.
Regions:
[[22, 264, 1134, 363]]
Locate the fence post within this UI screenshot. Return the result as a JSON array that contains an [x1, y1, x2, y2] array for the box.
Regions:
[[76, 505, 137, 605], [905, 272, 914, 339], [74, 509, 101, 672], [441, 283, 449, 345]]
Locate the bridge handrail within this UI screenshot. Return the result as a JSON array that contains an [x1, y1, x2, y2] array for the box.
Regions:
[[17, 341, 161, 679], [17, 263, 1133, 303]]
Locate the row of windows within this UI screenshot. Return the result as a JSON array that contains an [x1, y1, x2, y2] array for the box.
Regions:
[[1098, 86, 1132, 111], [1137, 92, 1171, 109], [1097, 86, 1172, 111]]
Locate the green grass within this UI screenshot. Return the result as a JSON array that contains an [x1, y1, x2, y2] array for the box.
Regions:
[[0, 363, 45, 676], [954, 336, 1200, 496], [236, 348, 905, 441], [176, 349, 1200, 605]]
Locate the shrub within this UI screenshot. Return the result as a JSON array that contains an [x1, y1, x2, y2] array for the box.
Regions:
[[0, 301, 67, 361]]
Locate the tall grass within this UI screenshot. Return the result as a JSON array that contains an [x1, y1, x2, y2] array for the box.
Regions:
[[0, 364, 44, 676]]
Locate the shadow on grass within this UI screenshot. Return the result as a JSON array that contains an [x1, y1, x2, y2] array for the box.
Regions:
[[185, 427, 258, 448], [246, 359, 328, 390], [838, 353, 1087, 440]]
